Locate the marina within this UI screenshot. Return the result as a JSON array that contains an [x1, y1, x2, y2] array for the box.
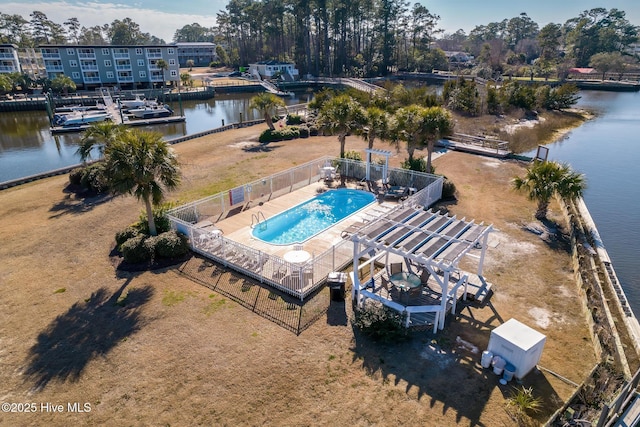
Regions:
[[48, 89, 186, 134]]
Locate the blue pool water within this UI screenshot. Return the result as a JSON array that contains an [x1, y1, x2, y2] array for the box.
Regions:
[[252, 189, 376, 245]]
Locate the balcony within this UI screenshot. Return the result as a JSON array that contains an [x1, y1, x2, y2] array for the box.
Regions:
[[113, 53, 130, 59], [117, 76, 134, 83], [0, 66, 18, 72], [45, 65, 64, 72], [83, 77, 101, 84], [0, 53, 15, 59], [115, 64, 132, 71], [78, 53, 96, 59], [80, 65, 99, 71], [42, 53, 61, 59]]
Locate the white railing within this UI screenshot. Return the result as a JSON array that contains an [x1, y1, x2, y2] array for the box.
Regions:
[[168, 156, 443, 300]]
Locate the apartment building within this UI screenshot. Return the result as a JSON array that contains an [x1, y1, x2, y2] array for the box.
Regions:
[[0, 44, 20, 75], [40, 44, 180, 90], [176, 42, 217, 67], [17, 48, 46, 81]]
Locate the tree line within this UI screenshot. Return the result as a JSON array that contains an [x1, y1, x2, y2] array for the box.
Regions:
[[1, 5, 638, 80]]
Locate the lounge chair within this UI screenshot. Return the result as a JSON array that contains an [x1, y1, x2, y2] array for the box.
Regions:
[[340, 221, 369, 239], [384, 185, 409, 200]]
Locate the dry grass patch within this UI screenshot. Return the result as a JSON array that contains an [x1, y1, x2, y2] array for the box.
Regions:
[[0, 125, 597, 426]]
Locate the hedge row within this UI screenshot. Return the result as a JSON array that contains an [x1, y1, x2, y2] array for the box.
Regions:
[[259, 125, 319, 143]]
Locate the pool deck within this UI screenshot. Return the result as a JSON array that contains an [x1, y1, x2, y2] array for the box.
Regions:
[[215, 181, 398, 259]]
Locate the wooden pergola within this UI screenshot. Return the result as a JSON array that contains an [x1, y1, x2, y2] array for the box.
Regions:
[[350, 205, 493, 332]]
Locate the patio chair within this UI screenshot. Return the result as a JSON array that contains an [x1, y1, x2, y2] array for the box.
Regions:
[[420, 269, 431, 287], [389, 262, 403, 276], [407, 285, 422, 304], [293, 244, 304, 251]]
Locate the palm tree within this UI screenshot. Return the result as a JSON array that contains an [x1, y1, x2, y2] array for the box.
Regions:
[[422, 106, 454, 173], [317, 94, 365, 158], [249, 92, 285, 130], [362, 106, 389, 149], [391, 105, 453, 171], [186, 59, 195, 71], [105, 130, 181, 236], [512, 160, 586, 220], [390, 104, 427, 163], [51, 74, 76, 96], [155, 59, 169, 93], [77, 122, 126, 162]]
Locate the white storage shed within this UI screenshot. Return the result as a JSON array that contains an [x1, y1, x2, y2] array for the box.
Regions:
[[487, 318, 546, 380]]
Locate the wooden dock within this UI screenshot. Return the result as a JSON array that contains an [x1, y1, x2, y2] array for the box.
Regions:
[[437, 133, 511, 158], [50, 115, 186, 134]]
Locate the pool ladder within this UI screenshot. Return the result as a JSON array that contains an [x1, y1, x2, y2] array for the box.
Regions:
[[251, 211, 267, 230]]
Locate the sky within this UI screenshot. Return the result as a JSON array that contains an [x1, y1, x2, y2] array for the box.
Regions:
[[0, 0, 638, 43]]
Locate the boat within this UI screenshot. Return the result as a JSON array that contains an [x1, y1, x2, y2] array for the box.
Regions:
[[128, 104, 173, 119], [119, 94, 147, 110], [53, 111, 112, 127], [55, 103, 106, 113]]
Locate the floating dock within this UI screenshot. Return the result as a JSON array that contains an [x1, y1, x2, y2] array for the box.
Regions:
[[50, 115, 186, 134], [50, 88, 185, 134]]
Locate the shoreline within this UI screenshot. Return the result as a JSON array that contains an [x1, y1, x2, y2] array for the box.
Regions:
[[0, 123, 616, 425]]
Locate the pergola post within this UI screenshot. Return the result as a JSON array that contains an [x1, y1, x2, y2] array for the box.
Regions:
[[477, 227, 491, 276], [440, 270, 450, 329], [351, 238, 361, 303]]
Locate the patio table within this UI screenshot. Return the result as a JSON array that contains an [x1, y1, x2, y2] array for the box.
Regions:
[[283, 249, 311, 264], [390, 272, 421, 304]]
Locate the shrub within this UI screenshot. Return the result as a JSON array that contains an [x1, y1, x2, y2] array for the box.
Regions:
[[134, 204, 172, 235], [286, 114, 304, 125], [79, 163, 109, 193], [343, 150, 363, 161], [352, 301, 408, 343], [69, 167, 83, 186], [441, 178, 457, 200], [115, 226, 140, 247], [120, 235, 153, 264], [308, 125, 319, 136], [154, 230, 189, 258], [298, 126, 309, 138], [258, 126, 301, 143], [401, 157, 431, 173]]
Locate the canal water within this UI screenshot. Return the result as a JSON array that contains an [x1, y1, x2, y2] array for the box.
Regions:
[[0, 91, 314, 183], [0, 89, 638, 316], [524, 90, 640, 316]]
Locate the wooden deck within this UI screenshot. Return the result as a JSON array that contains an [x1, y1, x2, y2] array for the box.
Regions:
[[360, 268, 493, 329], [437, 133, 511, 158]]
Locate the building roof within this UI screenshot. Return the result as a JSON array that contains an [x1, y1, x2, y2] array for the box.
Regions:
[[252, 60, 295, 66], [568, 67, 595, 74], [175, 42, 216, 47], [39, 44, 177, 49]]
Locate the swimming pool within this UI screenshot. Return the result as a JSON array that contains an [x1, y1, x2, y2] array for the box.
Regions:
[[252, 189, 376, 245]]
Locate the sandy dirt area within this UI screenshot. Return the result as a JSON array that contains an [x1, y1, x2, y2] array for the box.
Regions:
[[0, 125, 596, 426]]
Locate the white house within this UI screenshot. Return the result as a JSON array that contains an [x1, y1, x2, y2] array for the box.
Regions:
[[248, 60, 299, 81]]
